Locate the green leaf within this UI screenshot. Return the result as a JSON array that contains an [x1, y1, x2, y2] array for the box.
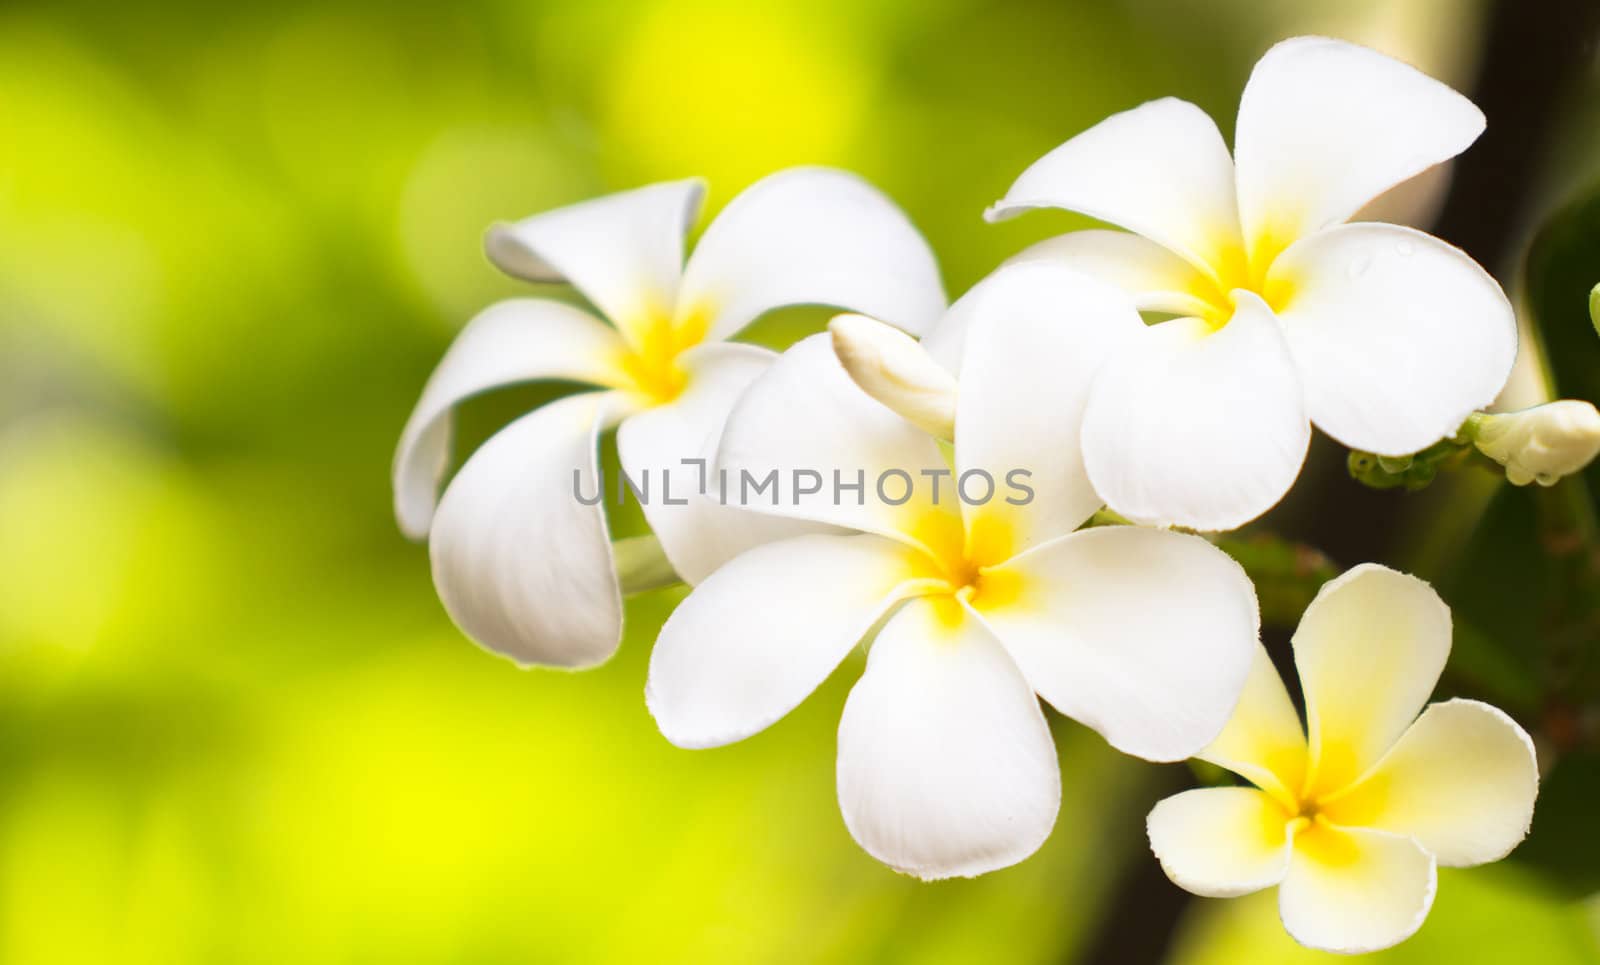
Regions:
[[1213, 533, 1336, 629], [1589, 282, 1600, 340], [1510, 749, 1600, 897], [1525, 184, 1600, 496], [1428, 186, 1600, 896], [1168, 863, 1600, 964]]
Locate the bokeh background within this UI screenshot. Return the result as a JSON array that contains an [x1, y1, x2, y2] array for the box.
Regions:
[[3, 0, 1599, 961]]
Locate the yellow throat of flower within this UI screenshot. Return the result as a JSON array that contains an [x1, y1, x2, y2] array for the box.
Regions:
[[903, 508, 1027, 627], [612, 306, 713, 405], [1192, 230, 1297, 327], [1255, 736, 1382, 854]]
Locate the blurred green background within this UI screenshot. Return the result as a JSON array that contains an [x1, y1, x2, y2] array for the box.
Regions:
[[3, 0, 1599, 961]]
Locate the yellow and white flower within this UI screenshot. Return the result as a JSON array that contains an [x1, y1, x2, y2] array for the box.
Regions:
[[647, 263, 1260, 879], [393, 169, 944, 667], [989, 36, 1517, 531], [1147, 563, 1539, 953]]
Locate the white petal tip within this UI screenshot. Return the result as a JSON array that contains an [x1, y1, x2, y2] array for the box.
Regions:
[[481, 221, 555, 282], [982, 201, 1020, 223], [396, 509, 430, 543], [857, 832, 1050, 882], [642, 686, 735, 751], [1103, 488, 1288, 536], [467, 630, 622, 673]]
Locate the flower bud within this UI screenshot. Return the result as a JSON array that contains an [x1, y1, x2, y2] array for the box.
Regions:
[[829, 313, 957, 440], [1590, 283, 1600, 340], [1473, 400, 1600, 487]]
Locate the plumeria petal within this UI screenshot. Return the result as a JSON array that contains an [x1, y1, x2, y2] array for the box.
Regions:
[[837, 597, 1060, 880], [975, 526, 1258, 762], [485, 179, 704, 344], [679, 167, 946, 342], [1322, 699, 1538, 868], [646, 533, 928, 749], [954, 263, 1143, 554], [1080, 293, 1309, 531], [393, 299, 631, 539], [986, 97, 1241, 276], [1278, 824, 1437, 954], [1234, 36, 1484, 250], [715, 333, 953, 544], [918, 270, 995, 376], [1147, 787, 1292, 898], [1004, 230, 1219, 318], [617, 342, 824, 585], [429, 391, 629, 668], [1294, 564, 1451, 798], [1269, 223, 1516, 455], [1197, 645, 1308, 807]]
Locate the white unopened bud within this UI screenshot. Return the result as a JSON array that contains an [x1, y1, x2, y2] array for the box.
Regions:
[[1473, 400, 1600, 487], [829, 313, 957, 440]]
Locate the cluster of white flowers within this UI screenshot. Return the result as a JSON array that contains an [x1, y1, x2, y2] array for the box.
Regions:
[[394, 38, 1568, 953]]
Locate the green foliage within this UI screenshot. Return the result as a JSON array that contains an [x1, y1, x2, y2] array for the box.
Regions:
[[1528, 185, 1600, 491], [0, 0, 1262, 960], [1345, 427, 1497, 493], [1589, 282, 1600, 340], [1429, 181, 1600, 896], [1169, 864, 1600, 965], [1213, 533, 1337, 629]]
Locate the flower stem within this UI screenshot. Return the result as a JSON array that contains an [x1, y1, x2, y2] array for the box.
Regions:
[[613, 535, 681, 595]]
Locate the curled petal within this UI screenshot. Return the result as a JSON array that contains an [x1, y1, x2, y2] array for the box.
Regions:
[[986, 97, 1241, 276], [486, 179, 704, 342], [837, 597, 1060, 880], [1235, 36, 1484, 249], [679, 167, 945, 342], [646, 533, 928, 748], [429, 391, 627, 668], [393, 299, 629, 539]]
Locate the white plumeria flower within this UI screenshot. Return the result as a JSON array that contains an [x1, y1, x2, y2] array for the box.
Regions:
[[1473, 400, 1600, 487], [393, 169, 944, 667], [988, 36, 1517, 531], [647, 262, 1260, 879], [1148, 563, 1539, 954]]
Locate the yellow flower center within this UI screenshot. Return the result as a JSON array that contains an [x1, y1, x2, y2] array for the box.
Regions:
[[1255, 743, 1376, 856], [1191, 229, 1297, 328], [901, 509, 1027, 629], [611, 306, 713, 405], [1290, 812, 1362, 868]]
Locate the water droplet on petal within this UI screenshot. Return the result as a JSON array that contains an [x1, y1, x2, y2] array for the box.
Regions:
[[1346, 250, 1374, 279]]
